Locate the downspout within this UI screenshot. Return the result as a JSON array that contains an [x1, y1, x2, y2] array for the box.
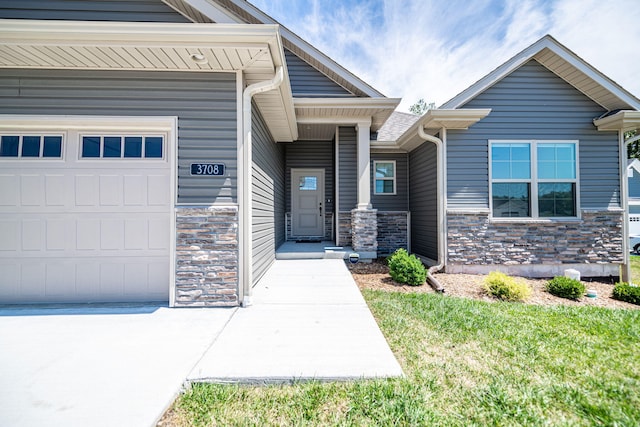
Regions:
[[239, 66, 284, 307], [417, 125, 446, 292]]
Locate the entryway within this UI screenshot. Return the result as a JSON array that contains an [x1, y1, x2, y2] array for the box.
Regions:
[[291, 168, 325, 238]]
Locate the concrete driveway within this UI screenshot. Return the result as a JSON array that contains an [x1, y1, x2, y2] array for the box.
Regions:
[[0, 305, 236, 427]]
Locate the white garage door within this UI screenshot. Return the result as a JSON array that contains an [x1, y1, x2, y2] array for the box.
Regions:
[[0, 125, 173, 303]]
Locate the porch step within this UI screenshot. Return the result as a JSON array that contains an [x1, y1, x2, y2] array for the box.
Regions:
[[275, 241, 350, 260]]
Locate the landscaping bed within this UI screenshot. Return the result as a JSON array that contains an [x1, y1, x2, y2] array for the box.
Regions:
[[347, 260, 639, 310]]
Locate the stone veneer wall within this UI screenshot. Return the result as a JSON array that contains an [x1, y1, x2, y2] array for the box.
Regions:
[[174, 206, 239, 307], [377, 212, 409, 256], [338, 211, 352, 246], [447, 210, 623, 269], [351, 209, 377, 256]]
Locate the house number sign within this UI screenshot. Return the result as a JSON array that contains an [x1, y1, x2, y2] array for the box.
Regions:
[[190, 163, 225, 176]]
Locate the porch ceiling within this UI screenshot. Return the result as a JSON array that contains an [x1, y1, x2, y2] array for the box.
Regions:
[[0, 19, 297, 142]]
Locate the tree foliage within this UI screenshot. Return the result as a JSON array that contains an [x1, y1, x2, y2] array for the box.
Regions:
[[409, 98, 435, 115], [627, 130, 640, 159]]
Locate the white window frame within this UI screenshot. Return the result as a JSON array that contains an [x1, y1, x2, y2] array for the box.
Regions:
[[78, 134, 166, 160], [373, 160, 396, 195], [0, 133, 66, 160], [489, 140, 580, 220]]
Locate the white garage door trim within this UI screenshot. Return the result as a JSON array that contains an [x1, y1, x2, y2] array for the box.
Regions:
[[0, 115, 177, 304]]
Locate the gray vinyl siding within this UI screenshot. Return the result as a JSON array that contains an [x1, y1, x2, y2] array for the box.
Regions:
[[409, 141, 438, 259], [371, 153, 408, 211], [285, 50, 353, 97], [0, 68, 237, 204], [252, 106, 285, 284], [338, 127, 357, 210], [285, 141, 334, 213], [448, 59, 619, 210], [0, 0, 190, 22]]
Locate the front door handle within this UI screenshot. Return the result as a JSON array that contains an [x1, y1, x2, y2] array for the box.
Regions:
[[319, 202, 322, 216]]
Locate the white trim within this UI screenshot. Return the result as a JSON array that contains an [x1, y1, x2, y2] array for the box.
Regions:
[[334, 126, 340, 246], [488, 139, 580, 220], [620, 130, 631, 281], [373, 160, 397, 195], [181, 0, 243, 23]]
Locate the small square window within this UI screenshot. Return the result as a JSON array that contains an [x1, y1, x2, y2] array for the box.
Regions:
[[373, 160, 396, 195], [124, 137, 142, 158], [82, 136, 101, 158], [22, 136, 41, 157], [0, 135, 19, 157], [43, 136, 62, 158], [144, 137, 163, 158], [103, 137, 121, 158]]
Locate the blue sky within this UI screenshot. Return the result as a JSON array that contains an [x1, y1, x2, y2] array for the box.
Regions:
[[250, 0, 640, 111]]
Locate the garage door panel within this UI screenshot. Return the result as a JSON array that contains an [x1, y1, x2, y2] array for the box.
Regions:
[[148, 175, 169, 206], [21, 264, 45, 297], [101, 263, 124, 296], [100, 218, 125, 250], [20, 174, 44, 206], [21, 219, 42, 251], [148, 217, 170, 250], [99, 175, 123, 206], [46, 218, 67, 251], [45, 263, 71, 296], [0, 219, 19, 251], [45, 175, 66, 206], [125, 218, 147, 250], [75, 175, 98, 206], [77, 218, 100, 251], [124, 175, 144, 206], [0, 175, 18, 206]]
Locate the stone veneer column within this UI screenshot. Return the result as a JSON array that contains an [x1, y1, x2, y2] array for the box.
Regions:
[[351, 208, 377, 259], [174, 206, 239, 307]]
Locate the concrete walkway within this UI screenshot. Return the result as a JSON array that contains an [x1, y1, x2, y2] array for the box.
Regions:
[[189, 259, 403, 383]]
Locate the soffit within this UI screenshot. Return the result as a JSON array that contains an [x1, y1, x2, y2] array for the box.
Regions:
[[294, 98, 401, 132], [0, 19, 297, 141]]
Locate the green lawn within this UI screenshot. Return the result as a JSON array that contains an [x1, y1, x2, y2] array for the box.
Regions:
[[631, 255, 640, 283], [168, 292, 640, 426]]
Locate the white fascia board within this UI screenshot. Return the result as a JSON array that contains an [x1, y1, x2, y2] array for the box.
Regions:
[[0, 19, 280, 48], [208, 0, 386, 98], [0, 115, 176, 131], [594, 111, 640, 132], [181, 0, 244, 23], [440, 35, 640, 111], [294, 98, 401, 110]]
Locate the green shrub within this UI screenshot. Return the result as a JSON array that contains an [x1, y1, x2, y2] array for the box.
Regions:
[[546, 276, 586, 300], [612, 282, 640, 305], [387, 248, 427, 286], [482, 271, 532, 302]]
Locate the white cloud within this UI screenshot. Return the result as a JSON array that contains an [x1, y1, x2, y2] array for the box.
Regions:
[[251, 0, 640, 112]]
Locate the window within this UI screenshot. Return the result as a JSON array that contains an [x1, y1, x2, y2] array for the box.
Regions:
[[80, 135, 164, 159], [490, 141, 578, 218], [374, 160, 396, 195], [0, 135, 63, 158]]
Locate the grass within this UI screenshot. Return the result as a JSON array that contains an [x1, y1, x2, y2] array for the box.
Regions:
[[630, 255, 640, 283], [167, 292, 640, 426]]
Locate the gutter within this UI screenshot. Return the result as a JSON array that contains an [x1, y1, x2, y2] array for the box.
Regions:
[[239, 66, 285, 307], [416, 125, 446, 293]]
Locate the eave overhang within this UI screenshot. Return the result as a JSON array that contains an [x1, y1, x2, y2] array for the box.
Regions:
[[294, 97, 400, 140], [0, 19, 297, 141], [381, 108, 491, 152], [593, 111, 640, 133]]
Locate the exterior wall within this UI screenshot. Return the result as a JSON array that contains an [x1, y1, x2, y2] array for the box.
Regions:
[[338, 127, 357, 243], [448, 60, 619, 210], [408, 140, 438, 260], [377, 212, 409, 256], [0, 0, 191, 22], [175, 206, 238, 307], [447, 210, 623, 277], [629, 167, 640, 199], [0, 69, 237, 204], [252, 106, 285, 284], [370, 152, 408, 211], [284, 50, 353, 97]]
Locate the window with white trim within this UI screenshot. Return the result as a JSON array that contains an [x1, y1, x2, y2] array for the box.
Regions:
[[0, 134, 63, 158], [80, 135, 164, 159], [374, 160, 396, 195], [490, 141, 578, 218]]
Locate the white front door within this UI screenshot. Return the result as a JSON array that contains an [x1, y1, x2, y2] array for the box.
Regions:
[[291, 168, 324, 237]]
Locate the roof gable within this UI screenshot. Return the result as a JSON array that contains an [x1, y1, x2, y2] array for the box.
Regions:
[[441, 35, 640, 112]]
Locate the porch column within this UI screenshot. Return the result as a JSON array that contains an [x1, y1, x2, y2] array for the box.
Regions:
[[356, 120, 372, 210]]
